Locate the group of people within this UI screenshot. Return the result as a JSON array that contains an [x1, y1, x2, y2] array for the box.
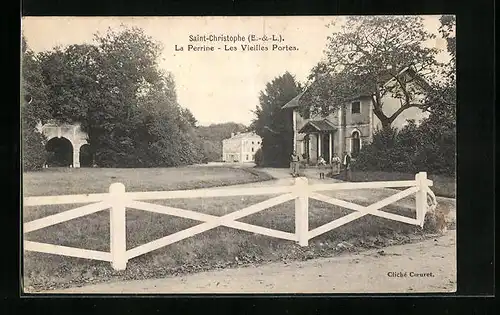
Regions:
[[290, 150, 351, 180]]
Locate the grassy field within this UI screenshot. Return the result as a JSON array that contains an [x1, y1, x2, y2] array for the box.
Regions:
[[23, 166, 273, 196], [332, 170, 456, 198], [22, 166, 450, 292]]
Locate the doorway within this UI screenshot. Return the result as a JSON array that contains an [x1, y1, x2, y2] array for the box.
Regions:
[[45, 137, 73, 167], [79, 144, 93, 167], [321, 133, 330, 162]]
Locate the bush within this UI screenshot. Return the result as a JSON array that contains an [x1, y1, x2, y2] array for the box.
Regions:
[[260, 137, 293, 168], [351, 120, 455, 177], [22, 127, 47, 171], [201, 140, 222, 163], [416, 120, 456, 176], [352, 127, 398, 172], [423, 210, 448, 234], [254, 148, 264, 167]]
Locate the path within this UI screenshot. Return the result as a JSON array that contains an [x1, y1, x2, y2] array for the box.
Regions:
[[44, 230, 456, 294]]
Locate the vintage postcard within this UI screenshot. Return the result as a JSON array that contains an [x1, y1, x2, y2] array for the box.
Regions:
[[21, 15, 456, 294]]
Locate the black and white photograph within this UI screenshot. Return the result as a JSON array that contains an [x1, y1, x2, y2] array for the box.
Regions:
[[21, 15, 456, 294]]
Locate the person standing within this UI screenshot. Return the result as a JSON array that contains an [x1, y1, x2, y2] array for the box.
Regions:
[[290, 151, 300, 177], [331, 153, 341, 175], [317, 156, 326, 179], [342, 151, 351, 181]]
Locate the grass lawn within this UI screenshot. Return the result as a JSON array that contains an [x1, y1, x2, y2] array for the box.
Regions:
[[23, 166, 274, 196], [333, 170, 456, 199], [23, 166, 450, 292]]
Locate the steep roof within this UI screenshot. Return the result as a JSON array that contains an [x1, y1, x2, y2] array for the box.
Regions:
[[298, 119, 337, 133], [281, 66, 431, 110], [281, 92, 305, 109], [223, 132, 261, 141]]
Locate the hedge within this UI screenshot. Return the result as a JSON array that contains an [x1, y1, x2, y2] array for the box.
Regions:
[[352, 120, 455, 177]]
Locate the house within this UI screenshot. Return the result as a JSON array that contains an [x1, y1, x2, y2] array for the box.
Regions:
[[222, 132, 262, 162], [282, 67, 430, 164]]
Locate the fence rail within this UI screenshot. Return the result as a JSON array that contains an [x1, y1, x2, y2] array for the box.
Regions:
[[23, 172, 437, 271]]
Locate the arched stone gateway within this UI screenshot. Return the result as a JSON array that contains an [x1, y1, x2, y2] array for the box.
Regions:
[[37, 122, 89, 168], [46, 137, 73, 167], [79, 143, 93, 167]]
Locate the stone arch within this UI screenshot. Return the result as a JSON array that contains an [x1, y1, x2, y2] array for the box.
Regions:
[[39, 121, 89, 168], [79, 143, 93, 167], [45, 137, 73, 167]]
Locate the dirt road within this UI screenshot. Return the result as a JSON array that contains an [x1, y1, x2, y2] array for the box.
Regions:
[[44, 230, 456, 294]]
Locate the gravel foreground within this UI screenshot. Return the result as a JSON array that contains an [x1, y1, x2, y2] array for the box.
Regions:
[[37, 230, 456, 294]]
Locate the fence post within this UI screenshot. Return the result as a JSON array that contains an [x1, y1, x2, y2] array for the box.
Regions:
[[294, 177, 309, 246], [415, 172, 428, 228], [110, 182, 127, 270]]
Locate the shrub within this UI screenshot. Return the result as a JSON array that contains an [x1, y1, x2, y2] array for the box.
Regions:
[[352, 127, 398, 172], [351, 120, 455, 177], [260, 137, 293, 167], [201, 140, 221, 163], [254, 148, 264, 167], [22, 127, 47, 171], [423, 210, 448, 234]]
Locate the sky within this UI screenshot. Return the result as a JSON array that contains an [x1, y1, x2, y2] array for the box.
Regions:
[[22, 16, 450, 126]]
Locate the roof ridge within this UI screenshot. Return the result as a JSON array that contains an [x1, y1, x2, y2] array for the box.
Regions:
[[308, 120, 321, 130], [322, 118, 336, 127], [281, 91, 305, 109]]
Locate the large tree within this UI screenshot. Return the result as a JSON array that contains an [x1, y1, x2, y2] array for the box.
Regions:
[[34, 26, 205, 167], [439, 15, 456, 72], [418, 15, 456, 125], [251, 72, 302, 167], [21, 35, 51, 171], [351, 16, 456, 176], [416, 15, 456, 175], [181, 108, 198, 127], [301, 16, 443, 130], [433, 15, 456, 109], [37, 27, 165, 166], [134, 79, 205, 167], [21, 35, 51, 129]]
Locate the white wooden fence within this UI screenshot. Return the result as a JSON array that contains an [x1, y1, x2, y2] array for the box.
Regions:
[[23, 172, 437, 271]]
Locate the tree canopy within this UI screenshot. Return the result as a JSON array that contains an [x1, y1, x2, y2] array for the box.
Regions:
[[21, 34, 50, 170], [22, 27, 206, 168], [301, 16, 444, 130], [350, 16, 456, 176], [251, 72, 302, 167]]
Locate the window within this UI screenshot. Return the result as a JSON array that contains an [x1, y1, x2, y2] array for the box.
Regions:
[[257, 141, 260, 144], [246, 155, 249, 160], [351, 131, 361, 158], [252, 141, 254, 144], [351, 101, 361, 114], [341, 106, 347, 125], [251, 147, 254, 152]]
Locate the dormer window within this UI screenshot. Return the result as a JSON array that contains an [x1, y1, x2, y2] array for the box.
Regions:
[[351, 101, 361, 114]]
